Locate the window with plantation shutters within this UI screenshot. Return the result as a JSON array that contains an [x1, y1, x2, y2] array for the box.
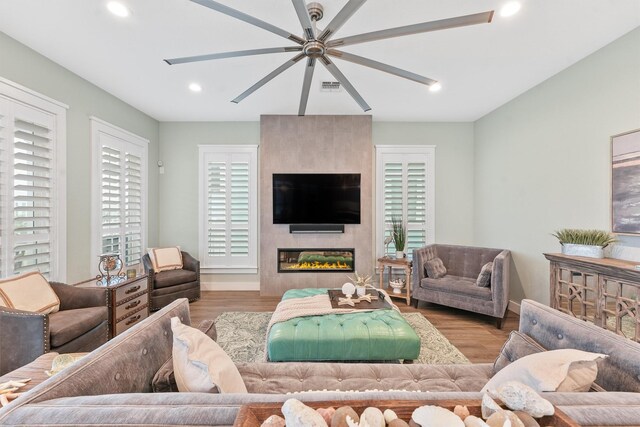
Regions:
[[376, 146, 435, 260], [91, 118, 148, 271], [0, 78, 67, 280], [199, 145, 257, 273]]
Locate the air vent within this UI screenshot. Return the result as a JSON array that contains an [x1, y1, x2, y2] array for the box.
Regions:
[[320, 81, 342, 92]]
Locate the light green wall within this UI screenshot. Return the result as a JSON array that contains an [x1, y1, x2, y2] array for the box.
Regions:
[[473, 27, 640, 304], [373, 122, 475, 245], [159, 121, 474, 286], [0, 32, 160, 283]]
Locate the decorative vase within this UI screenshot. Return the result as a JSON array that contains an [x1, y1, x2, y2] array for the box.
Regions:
[[395, 250, 404, 259], [356, 285, 366, 297], [561, 243, 604, 259]]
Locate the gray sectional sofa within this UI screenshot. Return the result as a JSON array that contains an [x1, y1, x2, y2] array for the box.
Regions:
[[1, 298, 639, 426]]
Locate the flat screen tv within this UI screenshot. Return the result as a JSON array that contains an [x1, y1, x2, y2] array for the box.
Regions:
[[273, 173, 361, 224]]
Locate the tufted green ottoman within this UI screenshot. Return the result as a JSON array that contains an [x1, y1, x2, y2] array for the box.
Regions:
[[267, 288, 421, 362]]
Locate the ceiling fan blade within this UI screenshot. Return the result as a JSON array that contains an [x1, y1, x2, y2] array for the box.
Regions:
[[232, 53, 306, 104], [327, 10, 494, 48], [317, 0, 367, 42], [298, 58, 316, 116], [319, 56, 371, 112], [291, 0, 315, 40], [164, 47, 303, 65], [189, 0, 305, 45], [326, 49, 436, 86]]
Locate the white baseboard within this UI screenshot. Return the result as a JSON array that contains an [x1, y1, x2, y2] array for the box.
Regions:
[[201, 281, 260, 291], [508, 300, 521, 315]]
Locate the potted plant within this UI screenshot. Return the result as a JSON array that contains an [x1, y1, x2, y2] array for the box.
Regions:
[[391, 215, 407, 258], [552, 229, 617, 259]]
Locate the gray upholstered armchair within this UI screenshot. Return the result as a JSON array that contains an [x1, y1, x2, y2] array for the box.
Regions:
[[142, 251, 200, 311], [412, 244, 511, 328], [0, 282, 108, 375]]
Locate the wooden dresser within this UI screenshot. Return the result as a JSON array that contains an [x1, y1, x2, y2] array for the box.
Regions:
[[544, 253, 640, 342], [77, 275, 150, 338]]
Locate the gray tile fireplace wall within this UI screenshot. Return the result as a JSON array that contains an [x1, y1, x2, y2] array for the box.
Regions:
[[260, 115, 373, 296]]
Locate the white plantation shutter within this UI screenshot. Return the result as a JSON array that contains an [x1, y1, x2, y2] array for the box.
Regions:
[[199, 145, 257, 272], [91, 118, 147, 271], [376, 146, 435, 260], [0, 79, 67, 280]]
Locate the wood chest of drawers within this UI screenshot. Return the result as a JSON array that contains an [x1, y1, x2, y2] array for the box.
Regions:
[[77, 275, 150, 338]]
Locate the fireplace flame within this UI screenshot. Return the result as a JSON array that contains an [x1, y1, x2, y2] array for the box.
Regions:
[[286, 261, 351, 270]]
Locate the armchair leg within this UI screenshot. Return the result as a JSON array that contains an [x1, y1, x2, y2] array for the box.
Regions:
[[412, 298, 419, 309], [496, 312, 507, 329]]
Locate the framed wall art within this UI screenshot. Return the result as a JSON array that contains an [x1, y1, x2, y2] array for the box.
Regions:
[[612, 128, 640, 235]]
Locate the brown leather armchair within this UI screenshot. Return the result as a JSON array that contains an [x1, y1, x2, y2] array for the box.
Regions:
[[142, 251, 200, 311], [0, 282, 109, 375]]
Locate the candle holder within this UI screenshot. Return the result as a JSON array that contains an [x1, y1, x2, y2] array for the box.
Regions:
[[96, 253, 126, 285]]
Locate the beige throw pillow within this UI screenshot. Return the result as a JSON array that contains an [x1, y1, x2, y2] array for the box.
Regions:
[[148, 247, 183, 272], [171, 317, 247, 393], [482, 348, 606, 393], [0, 272, 60, 315]]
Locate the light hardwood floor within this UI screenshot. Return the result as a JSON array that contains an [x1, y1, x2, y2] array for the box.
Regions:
[[190, 291, 518, 363]]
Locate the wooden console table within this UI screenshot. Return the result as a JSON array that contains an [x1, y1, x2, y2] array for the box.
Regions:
[[377, 256, 412, 305], [545, 253, 640, 342]]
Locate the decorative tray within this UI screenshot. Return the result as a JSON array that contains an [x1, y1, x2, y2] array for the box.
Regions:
[[327, 289, 392, 310], [233, 399, 579, 427]]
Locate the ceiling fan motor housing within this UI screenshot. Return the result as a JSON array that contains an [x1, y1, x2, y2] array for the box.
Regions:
[[307, 2, 324, 21]]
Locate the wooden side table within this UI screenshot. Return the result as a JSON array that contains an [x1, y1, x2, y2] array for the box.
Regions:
[[76, 275, 150, 338], [377, 256, 412, 305]]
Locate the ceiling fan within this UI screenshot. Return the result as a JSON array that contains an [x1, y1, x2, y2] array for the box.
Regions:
[[164, 0, 494, 115]]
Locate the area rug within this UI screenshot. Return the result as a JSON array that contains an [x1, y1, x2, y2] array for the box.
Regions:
[[215, 311, 470, 364]]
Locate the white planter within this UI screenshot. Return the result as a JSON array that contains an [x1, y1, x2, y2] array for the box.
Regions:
[[561, 243, 604, 259], [356, 286, 366, 297], [395, 250, 404, 259]]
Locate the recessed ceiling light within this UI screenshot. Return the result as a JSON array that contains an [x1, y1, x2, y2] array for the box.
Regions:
[[429, 82, 442, 93], [189, 83, 202, 93], [500, 1, 521, 17], [106, 1, 130, 17]]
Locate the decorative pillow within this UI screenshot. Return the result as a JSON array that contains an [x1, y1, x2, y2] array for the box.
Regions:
[[152, 320, 217, 393], [482, 349, 606, 393], [148, 247, 183, 273], [476, 262, 493, 287], [171, 317, 246, 393], [424, 257, 447, 279], [0, 272, 60, 315], [493, 331, 545, 373]]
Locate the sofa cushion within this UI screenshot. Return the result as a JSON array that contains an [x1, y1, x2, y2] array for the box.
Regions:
[[424, 257, 447, 279], [148, 247, 183, 273], [483, 349, 606, 393], [420, 276, 492, 301], [171, 317, 246, 393], [49, 307, 108, 348], [0, 272, 60, 315], [155, 270, 197, 289], [476, 262, 493, 287], [494, 331, 545, 373], [152, 320, 217, 393]]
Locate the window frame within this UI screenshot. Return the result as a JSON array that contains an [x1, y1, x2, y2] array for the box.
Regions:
[[90, 117, 148, 274], [198, 144, 258, 274], [0, 77, 67, 281], [375, 145, 436, 260]]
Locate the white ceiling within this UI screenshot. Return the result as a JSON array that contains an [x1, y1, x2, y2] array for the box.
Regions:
[[0, 0, 638, 122]]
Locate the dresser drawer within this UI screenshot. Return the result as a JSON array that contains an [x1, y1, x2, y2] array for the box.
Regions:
[[115, 309, 148, 336], [115, 292, 149, 319], [114, 279, 147, 303]]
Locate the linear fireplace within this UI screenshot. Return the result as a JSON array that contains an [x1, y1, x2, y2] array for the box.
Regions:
[[278, 248, 355, 273]]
